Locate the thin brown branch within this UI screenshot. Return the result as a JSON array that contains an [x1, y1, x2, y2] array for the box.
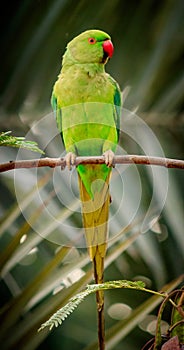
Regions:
[[0, 155, 184, 173], [97, 303, 105, 350]]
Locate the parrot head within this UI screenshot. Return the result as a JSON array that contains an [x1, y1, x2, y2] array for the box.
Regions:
[[63, 29, 114, 66]]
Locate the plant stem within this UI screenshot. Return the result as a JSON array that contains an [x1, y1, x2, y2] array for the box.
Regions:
[[93, 257, 105, 350], [96, 293, 105, 350]]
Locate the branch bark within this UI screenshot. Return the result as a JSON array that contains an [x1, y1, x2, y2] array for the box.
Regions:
[[0, 155, 184, 173]]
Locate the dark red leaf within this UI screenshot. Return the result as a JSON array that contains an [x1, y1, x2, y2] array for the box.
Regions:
[[161, 335, 180, 350]]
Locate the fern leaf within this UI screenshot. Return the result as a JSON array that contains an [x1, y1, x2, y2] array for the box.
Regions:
[[86, 280, 146, 292], [0, 131, 44, 154], [38, 290, 91, 332], [38, 279, 167, 332]]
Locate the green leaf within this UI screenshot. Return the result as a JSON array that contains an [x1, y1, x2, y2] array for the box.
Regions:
[[38, 279, 168, 332], [0, 131, 44, 154], [38, 289, 91, 331]]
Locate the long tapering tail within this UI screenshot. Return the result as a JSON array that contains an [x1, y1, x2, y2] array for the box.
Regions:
[[78, 171, 111, 350], [78, 171, 111, 306]]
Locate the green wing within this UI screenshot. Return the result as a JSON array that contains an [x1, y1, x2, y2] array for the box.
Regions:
[[108, 76, 121, 141], [51, 92, 64, 144]]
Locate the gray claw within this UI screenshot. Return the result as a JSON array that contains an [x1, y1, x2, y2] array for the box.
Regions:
[[65, 152, 76, 170], [103, 150, 114, 167]]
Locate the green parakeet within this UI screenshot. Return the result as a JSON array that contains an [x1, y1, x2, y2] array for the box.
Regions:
[[51, 29, 121, 330]]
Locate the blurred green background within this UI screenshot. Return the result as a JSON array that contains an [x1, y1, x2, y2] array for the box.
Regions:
[[0, 0, 183, 349]]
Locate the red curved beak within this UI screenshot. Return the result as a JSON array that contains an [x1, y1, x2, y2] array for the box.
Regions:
[[102, 39, 114, 58]]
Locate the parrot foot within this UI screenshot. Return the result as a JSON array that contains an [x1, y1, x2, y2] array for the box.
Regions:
[[64, 152, 76, 170], [103, 150, 115, 167]]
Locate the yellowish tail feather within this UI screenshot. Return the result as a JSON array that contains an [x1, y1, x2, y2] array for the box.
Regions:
[[78, 172, 111, 310]]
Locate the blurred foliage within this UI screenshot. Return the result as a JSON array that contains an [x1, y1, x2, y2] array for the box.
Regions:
[[0, 0, 184, 349]]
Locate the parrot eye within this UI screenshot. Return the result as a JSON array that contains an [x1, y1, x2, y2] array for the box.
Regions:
[[88, 37, 96, 44]]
